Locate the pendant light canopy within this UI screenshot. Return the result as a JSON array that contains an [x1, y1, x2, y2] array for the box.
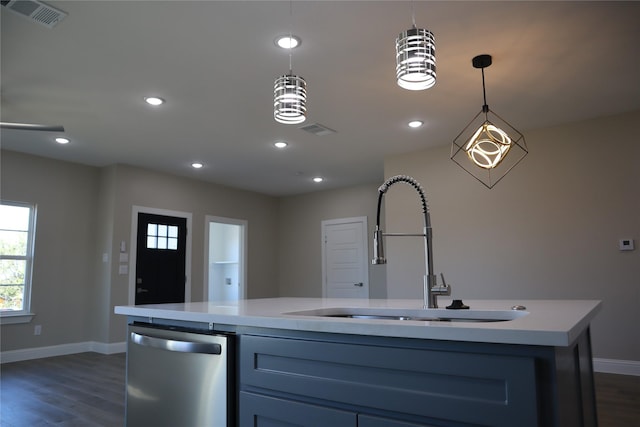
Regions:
[[274, 2, 307, 125], [395, 3, 436, 91], [451, 54, 527, 189]]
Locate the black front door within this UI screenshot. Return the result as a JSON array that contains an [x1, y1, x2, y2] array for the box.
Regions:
[[135, 213, 187, 305]]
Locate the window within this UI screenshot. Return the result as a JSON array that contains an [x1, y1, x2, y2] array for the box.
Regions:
[[146, 223, 178, 250], [0, 201, 36, 323]]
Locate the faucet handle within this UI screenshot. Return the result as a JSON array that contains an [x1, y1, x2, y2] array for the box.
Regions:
[[431, 273, 451, 295]]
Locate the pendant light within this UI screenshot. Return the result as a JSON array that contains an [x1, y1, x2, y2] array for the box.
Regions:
[[451, 54, 527, 189], [395, 2, 436, 90], [274, 2, 307, 124]]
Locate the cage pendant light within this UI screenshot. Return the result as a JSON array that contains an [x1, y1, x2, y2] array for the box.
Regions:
[[274, 2, 307, 124], [451, 54, 527, 189], [395, 3, 436, 91], [274, 73, 307, 124]]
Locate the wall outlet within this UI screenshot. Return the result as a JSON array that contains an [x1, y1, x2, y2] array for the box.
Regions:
[[34, 325, 42, 336]]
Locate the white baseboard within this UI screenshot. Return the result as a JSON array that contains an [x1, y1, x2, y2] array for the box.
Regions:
[[0, 341, 126, 364], [88, 340, 127, 355], [593, 358, 640, 376]]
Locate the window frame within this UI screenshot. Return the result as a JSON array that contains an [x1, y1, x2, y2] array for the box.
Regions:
[[0, 200, 37, 324]]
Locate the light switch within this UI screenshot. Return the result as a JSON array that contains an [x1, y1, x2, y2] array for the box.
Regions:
[[119, 264, 129, 275], [619, 239, 634, 251]]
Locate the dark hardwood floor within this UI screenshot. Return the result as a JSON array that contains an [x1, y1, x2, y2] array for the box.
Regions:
[[1, 352, 638, 426], [1, 352, 126, 427], [595, 371, 640, 427]]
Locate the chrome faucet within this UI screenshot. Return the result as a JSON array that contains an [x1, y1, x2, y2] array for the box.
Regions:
[[372, 175, 450, 308]]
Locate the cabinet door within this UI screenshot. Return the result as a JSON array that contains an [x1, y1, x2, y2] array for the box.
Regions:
[[241, 335, 538, 426], [239, 392, 356, 427], [359, 414, 438, 427]]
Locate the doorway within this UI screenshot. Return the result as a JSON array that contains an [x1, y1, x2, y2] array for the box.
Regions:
[[322, 217, 369, 298], [129, 206, 192, 305], [205, 216, 247, 302]]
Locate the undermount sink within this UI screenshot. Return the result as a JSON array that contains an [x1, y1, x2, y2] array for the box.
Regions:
[[285, 307, 529, 323]]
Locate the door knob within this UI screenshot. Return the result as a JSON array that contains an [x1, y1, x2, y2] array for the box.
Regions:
[[354, 282, 363, 287], [137, 287, 149, 294]]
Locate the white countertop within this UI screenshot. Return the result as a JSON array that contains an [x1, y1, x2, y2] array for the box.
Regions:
[[115, 298, 601, 347]]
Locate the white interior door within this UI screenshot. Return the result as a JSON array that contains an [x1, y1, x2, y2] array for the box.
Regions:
[[322, 217, 369, 298], [205, 216, 247, 302]]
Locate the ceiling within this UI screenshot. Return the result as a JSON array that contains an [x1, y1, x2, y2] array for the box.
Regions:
[[2, 1, 639, 196]]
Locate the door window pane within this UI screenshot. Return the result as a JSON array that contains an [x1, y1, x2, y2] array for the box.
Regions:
[[168, 237, 178, 250], [146, 223, 179, 251]]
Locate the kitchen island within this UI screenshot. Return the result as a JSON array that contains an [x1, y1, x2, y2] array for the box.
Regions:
[[116, 298, 601, 427]]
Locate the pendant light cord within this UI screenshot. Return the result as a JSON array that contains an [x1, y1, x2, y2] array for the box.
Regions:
[[411, 0, 416, 28], [481, 67, 489, 113], [288, 1, 293, 74]]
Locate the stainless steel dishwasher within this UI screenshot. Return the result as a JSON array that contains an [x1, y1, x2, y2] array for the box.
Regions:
[[126, 323, 235, 427]]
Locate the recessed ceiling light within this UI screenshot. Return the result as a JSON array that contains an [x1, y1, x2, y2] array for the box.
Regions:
[[191, 162, 204, 169], [55, 137, 70, 144], [408, 120, 423, 128], [274, 141, 288, 148], [275, 35, 301, 49], [144, 96, 165, 106], [313, 176, 324, 183]]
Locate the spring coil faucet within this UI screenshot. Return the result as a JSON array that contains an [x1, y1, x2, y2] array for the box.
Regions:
[[372, 175, 450, 308]]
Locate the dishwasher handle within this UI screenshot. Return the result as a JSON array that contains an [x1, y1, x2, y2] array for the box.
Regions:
[[130, 332, 222, 355]]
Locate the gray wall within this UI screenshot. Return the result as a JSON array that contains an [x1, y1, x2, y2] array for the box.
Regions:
[[0, 151, 100, 351], [277, 183, 386, 298], [101, 164, 280, 342], [1, 153, 279, 351], [383, 110, 640, 361]]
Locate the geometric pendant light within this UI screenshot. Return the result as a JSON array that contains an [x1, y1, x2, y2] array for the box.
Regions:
[[395, 4, 436, 90], [451, 54, 527, 188], [274, 3, 307, 124]]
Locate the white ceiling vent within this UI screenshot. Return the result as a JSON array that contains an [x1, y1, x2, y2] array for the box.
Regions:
[[1, 0, 67, 29], [298, 123, 336, 136]]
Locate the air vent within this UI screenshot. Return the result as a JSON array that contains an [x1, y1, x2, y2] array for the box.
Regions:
[[298, 123, 336, 136], [1, 0, 67, 29]]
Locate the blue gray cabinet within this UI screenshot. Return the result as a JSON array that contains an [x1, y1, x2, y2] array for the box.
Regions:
[[240, 392, 438, 427], [238, 329, 597, 427], [240, 392, 356, 426], [359, 415, 438, 427]]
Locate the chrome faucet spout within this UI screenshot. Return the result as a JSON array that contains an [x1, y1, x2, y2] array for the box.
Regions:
[[372, 225, 386, 265], [372, 175, 450, 308]]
